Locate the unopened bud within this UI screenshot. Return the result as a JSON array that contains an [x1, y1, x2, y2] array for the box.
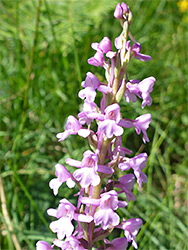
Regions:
[[114, 3, 123, 20], [114, 2, 130, 20], [121, 2, 129, 14]]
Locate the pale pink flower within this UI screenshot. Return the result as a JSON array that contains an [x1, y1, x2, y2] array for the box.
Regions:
[[49, 164, 75, 196], [36, 241, 53, 250], [56, 115, 90, 141]]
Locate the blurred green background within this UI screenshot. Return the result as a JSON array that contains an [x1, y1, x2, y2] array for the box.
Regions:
[[0, 0, 187, 249]]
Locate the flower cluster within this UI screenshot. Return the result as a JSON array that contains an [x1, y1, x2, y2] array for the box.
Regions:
[[36, 2, 155, 250]]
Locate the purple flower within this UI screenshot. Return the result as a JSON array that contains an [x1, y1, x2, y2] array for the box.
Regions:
[[119, 113, 151, 143], [126, 41, 151, 62], [78, 101, 97, 125], [133, 114, 151, 143], [117, 174, 136, 202], [118, 153, 148, 188], [53, 236, 87, 250], [47, 199, 76, 240], [88, 37, 114, 68], [49, 216, 74, 240], [127, 77, 155, 108], [121, 2, 129, 14], [73, 167, 100, 189], [138, 77, 155, 93], [81, 190, 127, 230], [81, 72, 100, 89], [124, 79, 139, 103], [114, 2, 129, 19], [131, 153, 148, 188], [88, 51, 105, 67], [118, 218, 142, 249], [94, 190, 127, 230], [78, 72, 99, 102], [49, 164, 75, 196], [66, 150, 113, 176], [91, 37, 112, 54], [66, 150, 100, 189], [98, 103, 124, 139], [78, 72, 111, 103], [138, 77, 155, 108], [81, 150, 98, 168], [104, 237, 128, 250], [124, 89, 137, 103], [78, 87, 97, 103], [105, 103, 121, 122], [110, 136, 132, 160], [114, 3, 123, 19], [36, 241, 53, 250], [56, 115, 90, 141], [47, 199, 93, 240], [71, 149, 114, 189]]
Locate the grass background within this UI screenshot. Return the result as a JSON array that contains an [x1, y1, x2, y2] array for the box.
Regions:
[[0, 0, 187, 249]]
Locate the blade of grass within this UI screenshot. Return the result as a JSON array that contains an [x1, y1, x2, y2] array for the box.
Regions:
[[0, 176, 21, 250], [147, 118, 174, 194], [68, 0, 82, 83], [5, 165, 50, 230], [0, 213, 14, 250]]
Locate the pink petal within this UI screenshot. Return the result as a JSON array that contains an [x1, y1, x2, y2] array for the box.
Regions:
[[91, 42, 99, 50], [66, 178, 75, 188], [73, 167, 100, 188], [134, 53, 151, 61], [94, 209, 120, 230], [78, 87, 96, 103], [78, 128, 90, 138], [55, 164, 70, 182], [97, 85, 112, 94], [74, 213, 93, 223], [49, 178, 62, 196], [56, 130, 73, 141], [65, 158, 81, 168], [80, 196, 100, 206], [118, 119, 133, 128], [97, 165, 114, 174], [98, 37, 112, 53], [49, 217, 74, 240], [47, 208, 57, 217], [36, 241, 53, 250]]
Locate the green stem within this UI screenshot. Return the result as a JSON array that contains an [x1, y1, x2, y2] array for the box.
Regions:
[[88, 138, 111, 249], [92, 138, 111, 198]]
